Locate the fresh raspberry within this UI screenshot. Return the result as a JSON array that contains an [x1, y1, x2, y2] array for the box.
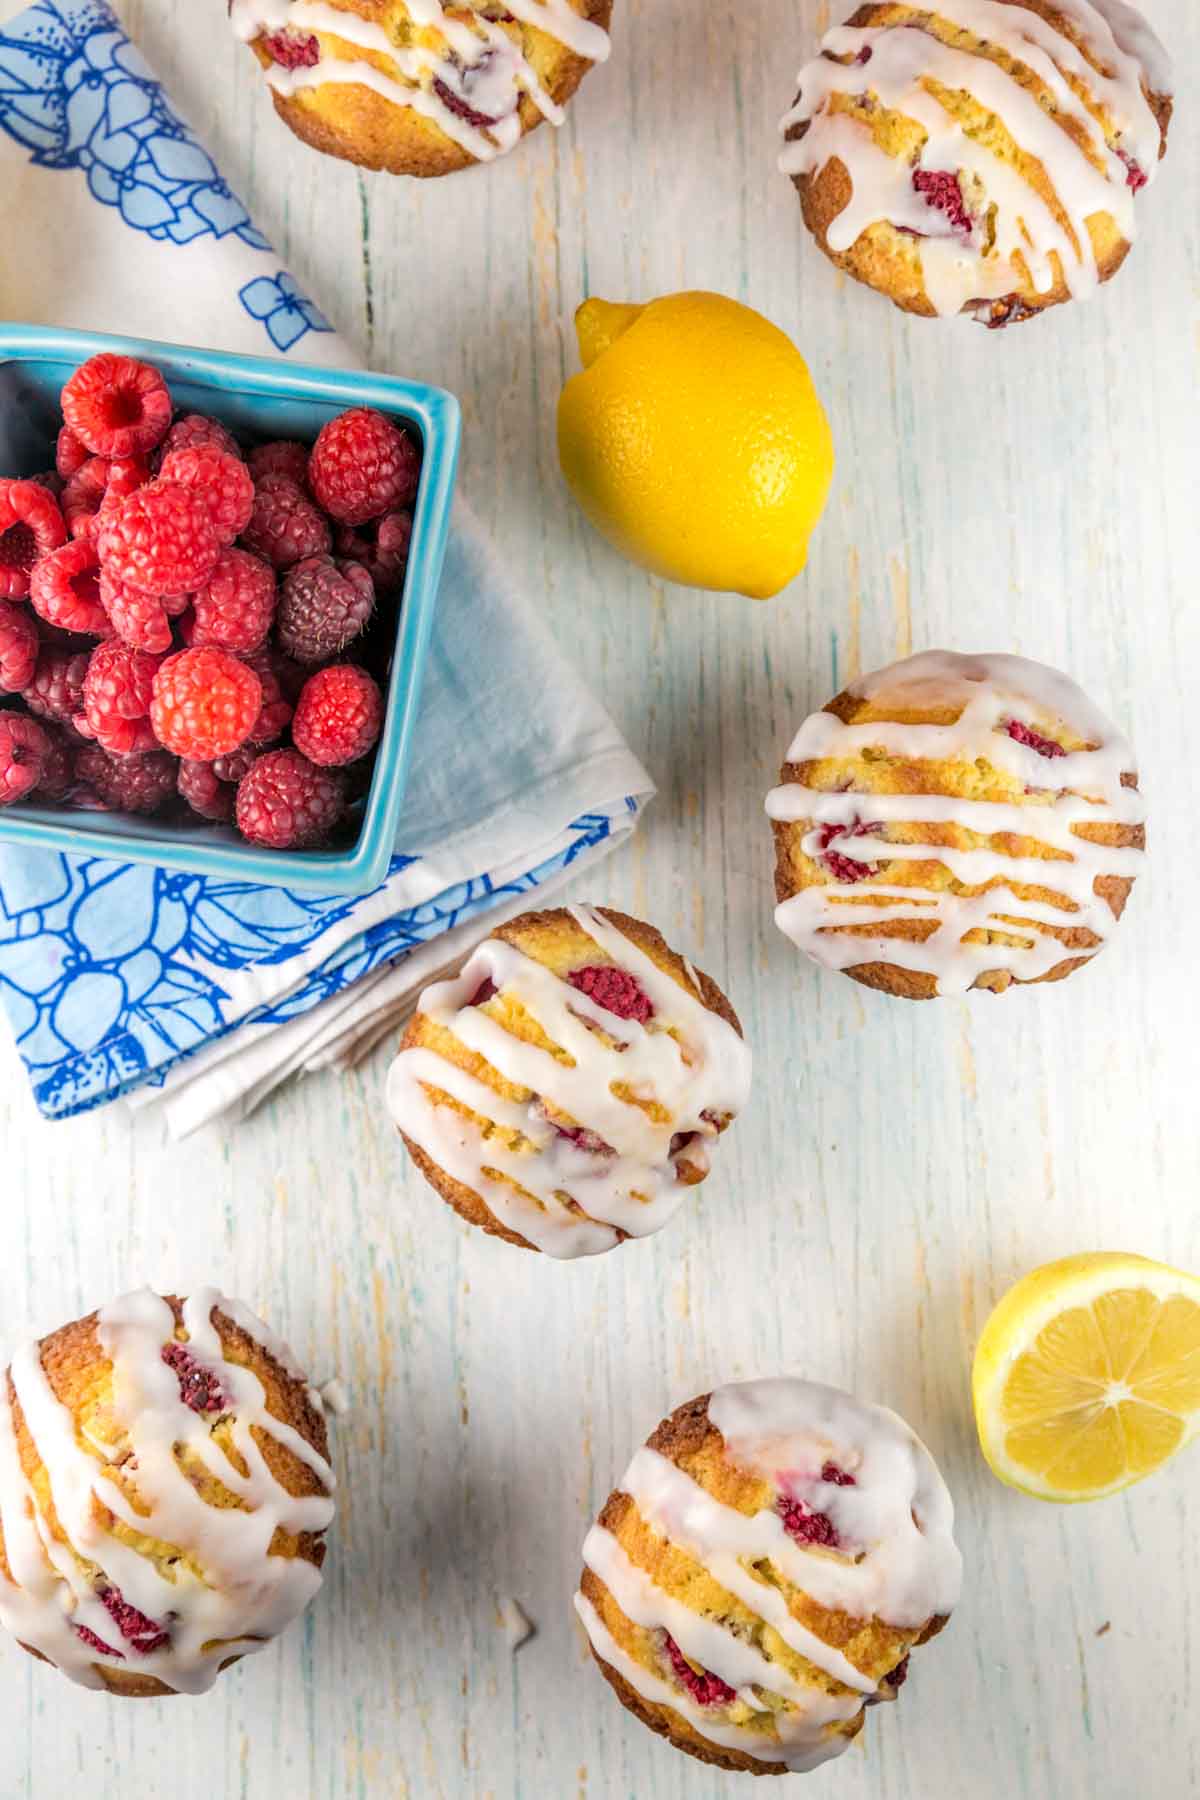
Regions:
[[0, 479, 67, 598], [241, 474, 332, 570], [75, 745, 176, 816], [262, 27, 320, 67], [335, 508, 412, 593], [662, 1634, 736, 1707], [0, 713, 49, 806], [159, 445, 254, 545], [98, 566, 174, 655], [212, 744, 260, 784], [98, 480, 221, 595], [271, 647, 308, 704], [178, 756, 234, 822], [190, 548, 275, 652], [70, 784, 111, 811], [292, 663, 383, 766], [34, 725, 76, 802], [912, 168, 973, 234], [236, 748, 344, 849], [779, 1496, 839, 1548], [815, 819, 881, 884], [23, 645, 89, 726], [151, 647, 262, 759], [29, 540, 109, 637], [61, 354, 171, 459], [81, 640, 163, 755], [821, 1462, 856, 1487], [97, 1584, 169, 1655], [0, 601, 39, 693], [241, 645, 295, 746], [247, 440, 310, 486], [309, 408, 420, 526], [55, 426, 90, 482], [276, 554, 374, 663], [161, 1341, 227, 1413], [100, 455, 151, 512], [160, 414, 242, 462], [1005, 719, 1066, 759], [60, 458, 109, 542], [566, 964, 654, 1024]]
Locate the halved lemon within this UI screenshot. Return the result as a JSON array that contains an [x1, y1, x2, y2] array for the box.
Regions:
[[972, 1252, 1200, 1502]]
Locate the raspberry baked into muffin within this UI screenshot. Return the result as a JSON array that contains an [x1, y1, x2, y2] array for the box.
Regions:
[[766, 650, 1144, 999], [230, 0, 613, 177], [779, 0, 1172, 325], [576, 1378, 962, 1774], [0, 1288, 335, 1695], [386, 905, 751, 1258]]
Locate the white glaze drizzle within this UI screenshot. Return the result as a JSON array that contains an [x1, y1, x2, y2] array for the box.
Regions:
[[576, 1378, 961, 1773], [387, 907, 751, 1259], [766, 650, 1144, 995], [779, 0, 1171, 316], [230, 0, 608, 163], [0, 1288, 335, 1693]]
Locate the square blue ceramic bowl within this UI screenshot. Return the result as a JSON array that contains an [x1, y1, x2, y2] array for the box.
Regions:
[[0, 325, 460, 894]]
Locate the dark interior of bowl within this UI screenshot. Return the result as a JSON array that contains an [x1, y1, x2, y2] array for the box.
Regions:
[[0, 353, 423, 856]]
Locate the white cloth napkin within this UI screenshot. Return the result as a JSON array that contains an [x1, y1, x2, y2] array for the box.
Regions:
[[0, 0, 653, 1133]]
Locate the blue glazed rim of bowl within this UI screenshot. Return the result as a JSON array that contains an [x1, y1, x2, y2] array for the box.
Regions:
[[0, 324, 461, 895]]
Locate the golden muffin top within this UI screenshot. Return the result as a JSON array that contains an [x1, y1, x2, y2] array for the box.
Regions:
[[388, 905, 751, 1258], [232, 0, 611, 164], [768, 649, 1144, 996], [0, 1288, 334, 1695], [577, 1377, 962, 1773], [780, 0, 1172, 319]]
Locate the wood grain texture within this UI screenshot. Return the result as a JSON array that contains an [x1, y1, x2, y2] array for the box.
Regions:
[[0, 1, 1197, 1794]]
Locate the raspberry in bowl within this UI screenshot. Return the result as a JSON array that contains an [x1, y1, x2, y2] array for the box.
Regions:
[[0, 324, 459, 892], [386, 904, 752, 1257]]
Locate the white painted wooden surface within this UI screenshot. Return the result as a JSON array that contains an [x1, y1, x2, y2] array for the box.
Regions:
[[1, 1, 1198, 1794]]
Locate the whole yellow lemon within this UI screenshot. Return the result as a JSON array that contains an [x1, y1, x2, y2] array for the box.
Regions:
[[557, 291, 834, 600]]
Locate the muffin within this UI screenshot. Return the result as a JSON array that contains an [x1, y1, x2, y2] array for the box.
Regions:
[[779, 0, 1172, 325], [766, 650, 1144, 999], [386, 904, 751, 1258], [575, 1378, 962, 1775], [230, 0, 613, 177], [0, 1287, 335, 1695]]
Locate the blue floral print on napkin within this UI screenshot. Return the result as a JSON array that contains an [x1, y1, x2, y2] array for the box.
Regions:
[[0, 810, 626, 1120], [239, 272, 334, 353], [0, 0, 333, 353]]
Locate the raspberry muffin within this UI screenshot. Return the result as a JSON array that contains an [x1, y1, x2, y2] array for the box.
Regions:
[[231, 0, 613, 177], [576, 1378, 962, 1774], [386, 905, 751, 1258], [0, 1287, 335, 1695], [779, 0, 1172, 325], [766, 650, 1144, 999]]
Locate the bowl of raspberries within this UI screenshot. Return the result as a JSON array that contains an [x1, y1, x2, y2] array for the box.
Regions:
[[0, 326, 459, 893]]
